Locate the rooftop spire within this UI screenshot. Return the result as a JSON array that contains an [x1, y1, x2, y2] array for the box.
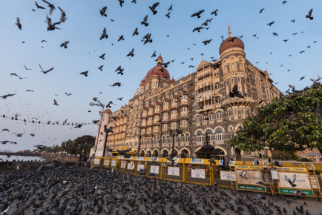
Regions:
[[228, 25, 231, 37]]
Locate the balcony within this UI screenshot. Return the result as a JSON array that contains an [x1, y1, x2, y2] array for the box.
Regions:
[[146, 130, 152, 136], [162, 117, 169, 122], [147, 111, 154, 117], [170, 103, 179, 110], [162, 106, 170, 112], [142, 113, 147, 118], [154, 109, 160, 114], [162, 127, 169, 132], [153, 128, 160, 134], [222, 97, 255, 109], [179, 100, 189, 107], [196, 104, 215, 112], [180, 112, 188, 118], [170, 125, 178, 131], [180, 124, 188, 130]]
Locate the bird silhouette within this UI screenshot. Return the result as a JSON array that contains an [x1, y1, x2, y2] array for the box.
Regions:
[[211, 9, 218, 16], [15, 17, 22, 30], [259, 8, 264, 13], [191, 10, 204, 18], [58, 6, 67, 22], [132, 27, 139, 36], [165, 12, 170, 18], [80, 71, 88, 77], [100, 28, 108, 40], [100, 6, 107, 17], [35, 1, 45, 9], [42, 0, 55, 15], [127, 48, 134, 57], [306, 9, 313, 20], [39, 64, 54, 74], [141, 15, 149, 26], [99, 53, 105, 60], [267, 21, 275, 26], [202, 39, 212, 45], [149, 2, 159, 15], [193, 27, 204, 32], [60, 41, 69, 49]]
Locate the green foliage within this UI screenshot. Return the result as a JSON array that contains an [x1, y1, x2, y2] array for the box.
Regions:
[[297, 158, 313, 162], [271, 151, 298, 160], [228, 83, 322, 154]]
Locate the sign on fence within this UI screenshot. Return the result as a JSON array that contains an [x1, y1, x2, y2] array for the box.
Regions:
[[150, 165, 160, 174], [310, 176, 319, 189], [190, 158, 204, 164], [191, 169, 206, 179], [111, 160, 116, 167], [103, 160, 110, 166], [238, 185, 266, 192], [137, 164, 144, 171], [278, 172, 311, 190], [168, 167, 180, 176], [128, 162, 134, 170], [150, 157, 159, 162], [236, 170, 264, 186], [121, 161, 127, 169], [137, 157, 144, 161], [94, 159, 100, 165], [279, 188, 313, 196], [219, 160, 224, 166], [271, 170, 279, 180], [220, 171, 236, 181]]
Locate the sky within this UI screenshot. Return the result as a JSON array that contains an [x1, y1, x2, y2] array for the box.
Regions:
[[0, 0, 321, 151]]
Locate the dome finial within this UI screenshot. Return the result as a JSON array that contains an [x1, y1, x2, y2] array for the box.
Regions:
[[228, 25, 231, 37]]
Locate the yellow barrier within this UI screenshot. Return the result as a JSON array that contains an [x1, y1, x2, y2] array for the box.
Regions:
[[145, 157, 163, 179], [93, 156, 103, 168], [184, 158, 214, 185], [235, 165, 267, 192], [118, 156, 135, 173], [102, 157, 111, 168], [161, 158, 185, 182], [110, 156, 120, 169], [130, 157, 146, 176]]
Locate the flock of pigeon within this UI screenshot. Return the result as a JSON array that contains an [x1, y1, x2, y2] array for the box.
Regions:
[[0, 167, 321, 215]]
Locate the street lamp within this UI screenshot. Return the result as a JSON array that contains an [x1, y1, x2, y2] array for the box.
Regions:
[[103, 125, 113, 157], [169, 128, 182, 161]]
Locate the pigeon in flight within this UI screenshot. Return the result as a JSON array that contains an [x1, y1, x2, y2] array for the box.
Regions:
[[193, 27, 204, 32], [291, 19, 295, 23], [299, 51, 305, 54], [39, 64, 54, 74], [26, 90, 34, 92], [292, 32, 298, 36], [267, 21, 275, 26], [42, 0, 55, 15], [35, 1, 45, 9], [127, 48, 134, 57], [229, 85, 244, 98], [100, 28, 108, 40], [65, 92, 72, 96], [0, 94, 16, 99], [191, 10, 204, 18], [202, 39, 212, 45], [151, 51, 156, 58], [111, 82, 121, 87], [118, 35, 124, 42], [211, 9, 218, 16], [228, 37, 238, 42], [117, 97, 123, 101], [141, 15, 149, 26], [99, 53, 105, 60], [300, 76, 305, 81], [282, 1, 287, 4], [45, 15, 61, 31], [240, 170, 247, 179], [283, 39, 289, 43], [306, 9, 313, 20], [149, 2, 159, 15], [1, 129, 9, 132], [273, 32, 278, 36], [98, 65, 104, 71], [118, 0, 124, 7], [168, 5, 172, 11], [24, 65, 32, 70], [100, 6, 107, 17], [259, 8, 264, 13], [53, 99, 58, 106], [16, 17, 22, 30], [285, 174, 297, 187], [60, 41, 69, 49], [132, 27, 139, 36], [58, 6, 67, 22], [165, 12, 170, 18], [132, 0, 137, 3], [80, 71, 88, 77]]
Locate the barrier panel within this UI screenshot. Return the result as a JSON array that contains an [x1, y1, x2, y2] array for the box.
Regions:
[[102, 157, 111, 168], [118, 156, 135, 173], [110, 156, 120, 169], [235, 165, 267, 192], [93, 156, 103, 168], [131, 157, 146, 176], [161, 158, 185, 182], [184, 158, 213, 185], [145, 157, 163, 179]]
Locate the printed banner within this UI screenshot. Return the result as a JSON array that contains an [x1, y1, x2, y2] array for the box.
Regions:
[[238, 185, 266, 192], [128, 162, 134, 170], [137, 157, 144, 160], [150, 157, 159, 162], [167, 158, 179, 163], [236, 170, 264, 186], [118, 156, 124, 159], [278, 172, 311, 190], [271, 170, 279, 180], [229, 161, 235, 166], [150, 165, 160, 174], [220, 171, 236, 181], [219, 160, 224, 166], [191, 169, 206, 179], [279, 189, 313, 196], [94, 159, 100, 165], [137, 164, 144, 171], [111, 160, 116, 167], [121, 161, 127, 169], [168, 167, 180, 176], [103, 160, 110, 166], [190, 158, 204, 164]]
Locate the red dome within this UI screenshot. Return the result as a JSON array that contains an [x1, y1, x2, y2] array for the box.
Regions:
[[141, 79, 145, 84], [103, 108, 112, 115], [219, 37, 244, 55], [146, 65, 170, 80], [171, 78, 175, 83]]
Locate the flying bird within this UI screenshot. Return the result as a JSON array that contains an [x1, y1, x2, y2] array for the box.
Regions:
[[283, 39, 289, 43], [168, 5, 172, 11], [165, 12, 170, 18], [229, 85, 244, 98], [100, 6, 107, 17], [98, 65, 104, 71], [202, 39, 212, 45], [141, 15, 149, 26], [99, 53, 105, 60], [53, 99, 58, 106], [80, 71, 88, 77], [127, 48, 134, 57], [267, 21, 275, 26], [24, 65, 32, 70], [300, 76, 305, 81], [35, 1, 45, 9], [26, 90, 34, 92], [285, 175, 297, 187], [252, 34, 257, 37], [291, 19, 295, 23], [228, 37, 238, 42], [117, 97, 123, 101], [118, 35, 124, 42], [132, 27, 139, 36], [211, 9, 218, 16], [15, 17, 22, 30], [272, 32, 278, 36], [240, 170, 247, 179], [292, 32, 298, 36], [151, 51, 156, 58], [306, 9, 313, 20], [60, 41, 69, 49], [100, 28, 108, 40], [1, 129, 9, 132], [149, 2, 159, 15], [118, 0, 124, 7], [299, 51, 305, 54], [259, 8, 264, 13], [282, 1, 287, 4], [111, 82, 121, 87], [115, 66, 124, 74], [191, 10, 204, 18], [45, 15, 61, 31], [65, 92, 72, 96], [58, 6, 67, 22], [42, 0, 55, 15], [39, 64, 54, 74], [0, 94, 16, 100], [193, 27, 204, 32]]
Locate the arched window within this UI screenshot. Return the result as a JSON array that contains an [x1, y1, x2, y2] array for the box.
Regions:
[[215, 96, 221, 104], [216, 111, 223, 119], [167, 136, 170, 143], [135, 141, 138, 146], [196, 115, 201, 123], [202, 114, 208, 121], [181, 135, 185, 142], [215, 128, 223, 141], [209, 112, 215, 120], [163, 136, 166, 143], [157, 137, 160, 144], [215, 82, 220, 89], [205, 129, 213, 141], [186, 133, 190, 142], [196, 131, 203, 142]]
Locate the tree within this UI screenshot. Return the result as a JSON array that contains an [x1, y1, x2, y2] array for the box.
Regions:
[[73, 135, 95, 161], [228, 83, 322, 157]]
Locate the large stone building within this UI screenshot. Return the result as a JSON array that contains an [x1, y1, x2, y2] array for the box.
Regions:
[[92, 26, 283, 162]]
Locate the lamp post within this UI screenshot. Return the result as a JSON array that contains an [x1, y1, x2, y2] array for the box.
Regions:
[[136, 126, 142, 157], [170, 128, 182, 159], [103, 125, 113, 157]]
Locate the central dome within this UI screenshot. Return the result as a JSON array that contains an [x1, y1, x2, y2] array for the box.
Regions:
[[146, 55, 170, 80], [219, 26, 244, 55]]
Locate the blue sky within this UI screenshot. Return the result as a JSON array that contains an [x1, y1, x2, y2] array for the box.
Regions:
[[0, 0, 321, 151]]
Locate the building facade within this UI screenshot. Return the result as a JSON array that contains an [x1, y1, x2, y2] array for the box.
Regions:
[[93, 26, 283, 162]]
